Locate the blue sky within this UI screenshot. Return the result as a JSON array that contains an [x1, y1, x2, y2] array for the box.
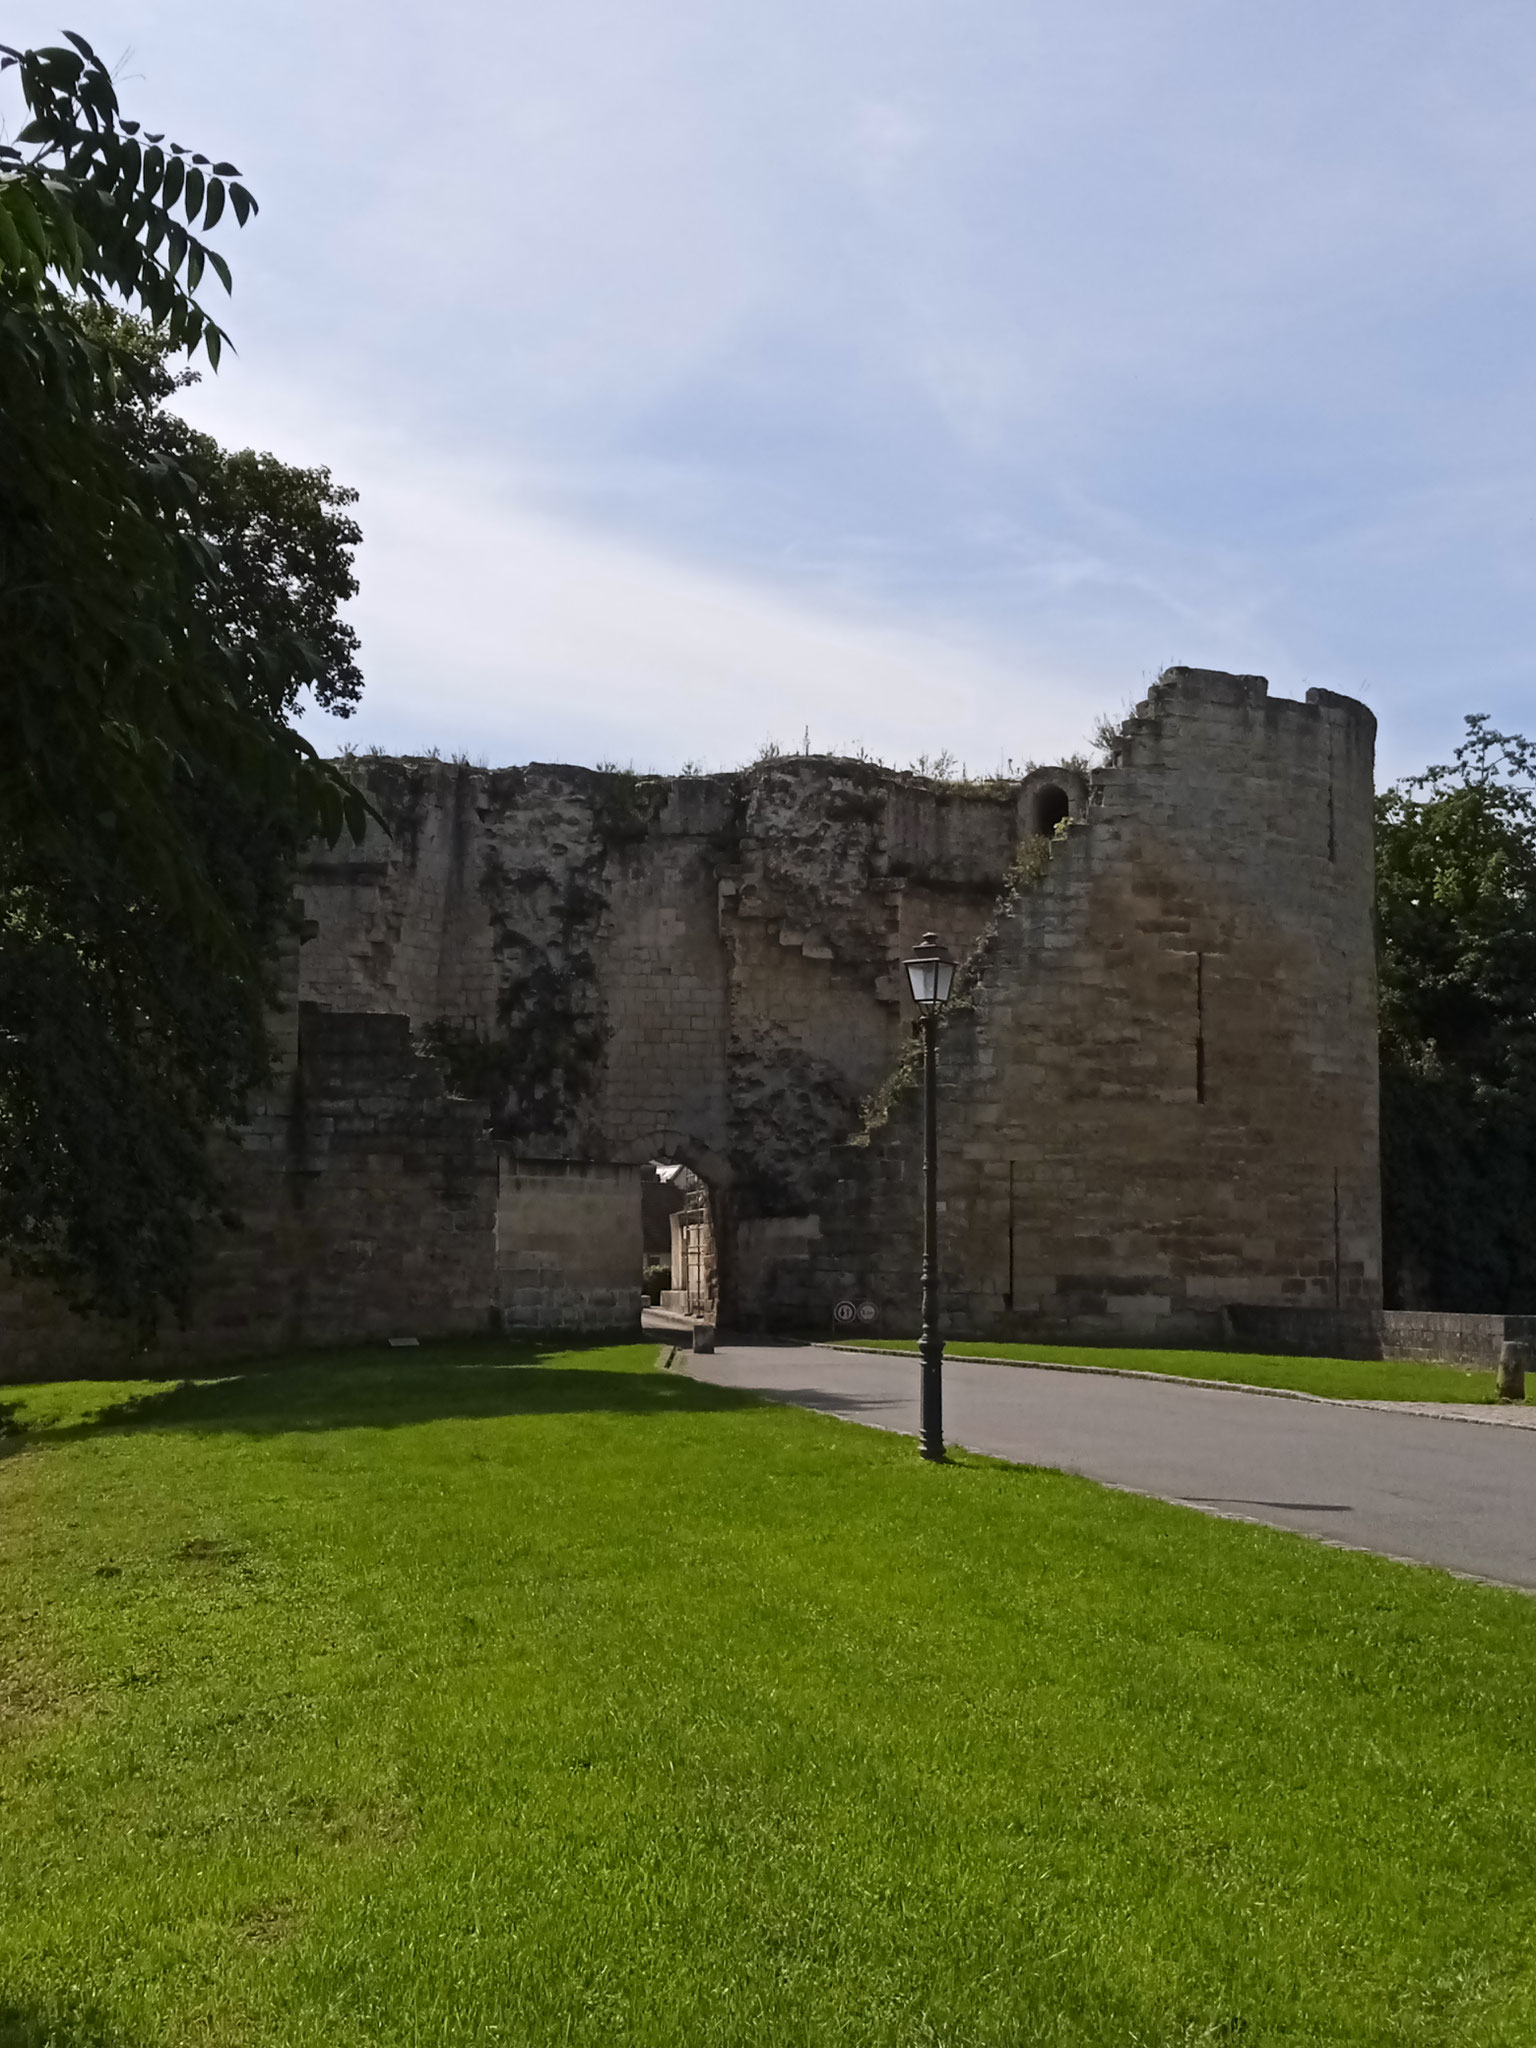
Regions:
[[9, 1, 1536, 779]]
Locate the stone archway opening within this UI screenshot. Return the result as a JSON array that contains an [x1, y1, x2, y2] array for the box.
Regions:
[[641, 1155, 718, 1319]]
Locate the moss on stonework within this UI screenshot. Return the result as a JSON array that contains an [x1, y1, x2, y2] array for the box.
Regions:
[[359, 759, 434, 863], [474, 845, 612, 1146], [730, 1041, 864, 1215], [414, 1023, 519, 1107], [496, 957, 607, 1141], [1007, 834, 1054, 892], [418, 981, 607, 1143], [590, 769, 667, 846], [851, 1033, 924, 1146]]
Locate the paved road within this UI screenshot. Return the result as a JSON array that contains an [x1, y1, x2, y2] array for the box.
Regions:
[[680, 1343, 1536, 1590]]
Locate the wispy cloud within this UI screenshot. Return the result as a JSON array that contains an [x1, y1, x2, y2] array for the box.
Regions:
[[8, 0, 1536, 781], [181, 371, 1105, 772]]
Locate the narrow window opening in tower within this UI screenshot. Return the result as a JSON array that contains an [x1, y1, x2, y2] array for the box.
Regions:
[[1333, 1168, 1342, 1307], [1195, 952, 1206, 1105], [1004, 1159, 1016, 1309], [1031, 784, 1070, 837]]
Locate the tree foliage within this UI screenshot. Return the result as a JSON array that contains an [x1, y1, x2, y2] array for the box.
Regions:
[[97, 312, 364, 721], [0, 34, 366, 889], [0, 35, 366, 1329], [1377, 716, 1536, 1310]]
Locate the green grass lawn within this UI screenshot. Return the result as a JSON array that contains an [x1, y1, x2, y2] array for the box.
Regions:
[[843, 1337, 1504, 1403], [4, 1340, 1536, 2046]]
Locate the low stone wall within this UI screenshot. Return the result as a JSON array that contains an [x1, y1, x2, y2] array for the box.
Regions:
[[0, 1005, 498, 1382], [1226, 1306, 1536, 1370], [0, 1273, 147, 1381], [496, 1159, 643, 1332]]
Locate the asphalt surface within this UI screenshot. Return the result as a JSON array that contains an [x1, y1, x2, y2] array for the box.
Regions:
[[680, 1342, 1536, 1590]]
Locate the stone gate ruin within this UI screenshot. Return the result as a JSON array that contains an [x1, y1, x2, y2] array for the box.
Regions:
[[0, 666, 1383, 1373]]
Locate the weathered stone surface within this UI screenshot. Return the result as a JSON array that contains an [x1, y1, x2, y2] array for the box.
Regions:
[[794, 670, 1382, 1343], [496, 1159, 643, 1331], [1, 668, 1385, 1369], [0, 998, 497, 1380], [289, 672, 1379, 1343], [294, 752, 1046, 1287], [1498, 1340, 1531, 1401], [1228, 1307, 1536, 1369]]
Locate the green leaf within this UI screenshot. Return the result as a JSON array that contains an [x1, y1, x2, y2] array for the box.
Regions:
[[56, 207, 83, 271], [0, 199, 28, 274], [162, 155, 185, 210], [228, 183, 254, 227], [34, 48, 84, 87], [7, 186, 52, 262], [202, 179, 225, 232], [183, 166, 204, 221]]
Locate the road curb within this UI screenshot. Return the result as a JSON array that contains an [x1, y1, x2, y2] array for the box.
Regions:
[[824, 1343, 1536, 1430]]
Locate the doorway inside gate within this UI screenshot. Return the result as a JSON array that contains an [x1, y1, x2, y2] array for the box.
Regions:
[[640, 1159, 717, 1320]]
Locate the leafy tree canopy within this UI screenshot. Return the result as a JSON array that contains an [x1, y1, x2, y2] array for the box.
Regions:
[[0, 32, 366, 913], [1377, 716, 1536, 1310], [96, 309, 364, 722], [1, 34, 367, 1330]]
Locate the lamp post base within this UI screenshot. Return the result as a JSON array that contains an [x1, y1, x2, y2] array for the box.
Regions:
[[919, 1340, 945, 1461], [914, 991, 947, 1464]]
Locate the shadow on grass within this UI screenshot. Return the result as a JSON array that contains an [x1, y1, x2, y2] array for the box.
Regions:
[[12, 1341, 763, 1443], [0, 2000, 125, 2047]]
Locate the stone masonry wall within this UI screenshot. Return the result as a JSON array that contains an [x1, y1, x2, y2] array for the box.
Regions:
[[769, 670, 1381, 1343], [287, 675, 1377, 1342], [496, 1159, 644, 1331], [2, 667, 1381, 1369], [294, 757, 1061, 1258], [0, 1000, 497, 1381], [1227, 1306, 1536, 1370]]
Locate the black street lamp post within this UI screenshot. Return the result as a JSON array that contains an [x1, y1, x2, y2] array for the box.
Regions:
[[902, 932, 956, 1462]]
